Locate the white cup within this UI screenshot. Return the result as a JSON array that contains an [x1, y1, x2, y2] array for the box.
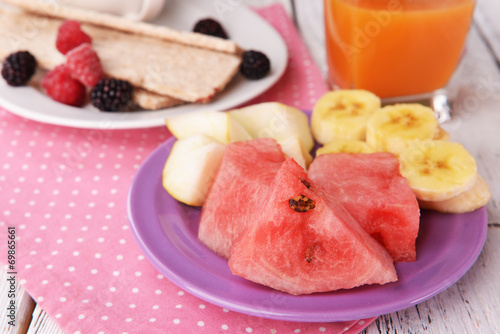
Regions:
[[62, 0, 166, 21]]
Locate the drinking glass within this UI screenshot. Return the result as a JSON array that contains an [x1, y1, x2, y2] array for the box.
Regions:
[[323, 0, 475, 121]]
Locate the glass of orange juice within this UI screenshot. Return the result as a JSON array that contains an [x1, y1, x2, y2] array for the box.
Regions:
[[323, 0, 475, 120]]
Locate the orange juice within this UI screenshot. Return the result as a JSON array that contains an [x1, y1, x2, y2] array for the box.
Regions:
[[324, 0, 475, 98]]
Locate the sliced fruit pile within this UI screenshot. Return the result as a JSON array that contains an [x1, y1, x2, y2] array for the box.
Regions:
[[161, 94, 491, 294], [310, 90, 491, 214], [197, 140, 400, 294]]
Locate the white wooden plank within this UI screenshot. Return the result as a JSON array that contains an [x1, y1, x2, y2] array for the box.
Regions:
[[442, 25, 500, 225], [475, 0, 500, 64], [27, 306, 65, 334], [1, 266, 36, 334], [363, 227, 500, 334]]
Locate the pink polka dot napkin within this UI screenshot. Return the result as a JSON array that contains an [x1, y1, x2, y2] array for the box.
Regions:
[[0, 4, 376, 334]]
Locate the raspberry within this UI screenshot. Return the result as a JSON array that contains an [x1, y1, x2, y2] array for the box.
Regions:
[[42, 64, 86, 107], [56, 20, 92, 55], [90, 78, 133, 111], [193, 18, 228, 39], [1, 51, 37, 86], [66, 43, 102, 87], [240, 50, 271, 80]]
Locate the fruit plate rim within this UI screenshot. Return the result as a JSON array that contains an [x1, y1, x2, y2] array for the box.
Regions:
[[0, 0, 288, 129], [126, 136, 488, 322]]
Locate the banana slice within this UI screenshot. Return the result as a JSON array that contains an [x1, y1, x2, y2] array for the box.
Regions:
[[399, 140, 477, 201], [418, 174, 491, 213], [311, 89, 381, 144], [316, 139, 376, 156], [366, 104, 439, 155], [433, 127, 450, 141]]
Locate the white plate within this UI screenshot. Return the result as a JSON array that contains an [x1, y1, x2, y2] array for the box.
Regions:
[[0, 0, 288, 129]]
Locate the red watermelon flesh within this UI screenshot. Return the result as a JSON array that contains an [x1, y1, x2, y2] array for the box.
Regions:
[[308, 153, 420, 262], [198, 138, 286, 259], [228, 158, 397, 295]]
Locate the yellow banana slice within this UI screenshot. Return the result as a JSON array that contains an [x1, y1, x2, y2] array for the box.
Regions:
[[311, 89, 381, 144], [366, 104, 439, 155], [418, 174, 491, 213], [433, 127, 450, 141], [399, 140, 477, 201], [316, 139, 376, 156]]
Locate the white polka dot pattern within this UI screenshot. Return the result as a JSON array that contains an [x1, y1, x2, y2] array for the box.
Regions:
[[0, 5, 375, 334]]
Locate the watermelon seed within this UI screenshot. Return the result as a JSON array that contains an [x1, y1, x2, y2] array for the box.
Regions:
[[305, 244, 319, 263], [300, 179, 311, 189], [289, 195, 315, 212]]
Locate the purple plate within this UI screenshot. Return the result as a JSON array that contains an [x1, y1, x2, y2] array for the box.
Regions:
[[127, 137, 488, 322]]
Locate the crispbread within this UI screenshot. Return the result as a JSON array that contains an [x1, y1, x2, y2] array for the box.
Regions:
[[0, 7, 242, 105], [133, 88, 184, 110], [2, 0, 243, 55], [0, 7, 65, 70], [83, 23, 241, 103]]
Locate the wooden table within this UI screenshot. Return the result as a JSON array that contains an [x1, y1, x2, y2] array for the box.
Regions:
[[2, 0, 499, 333]]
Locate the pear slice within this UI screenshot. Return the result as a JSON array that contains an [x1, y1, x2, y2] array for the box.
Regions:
[[229, 102, 315, 152], [276, 135, 313, 170], [162, 134, 226, 207], [165, 110, 252, 144]]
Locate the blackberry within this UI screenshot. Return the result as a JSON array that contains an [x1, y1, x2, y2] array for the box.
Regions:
[[240, 50, 270, 80], [193, 18, 228, 39], [90, 78, 133, 111], [1, 51, 37, 86]]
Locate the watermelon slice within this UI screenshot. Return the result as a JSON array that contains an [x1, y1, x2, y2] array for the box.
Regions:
[[228, 158, 397, 295], [198, 138, 286, 258], [308, 153, 420, 262]]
